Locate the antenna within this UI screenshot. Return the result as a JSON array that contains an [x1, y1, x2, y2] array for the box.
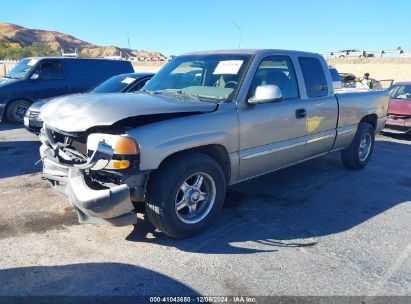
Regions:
[[127, 32, 131, 49], [232, 21, 242, 48]]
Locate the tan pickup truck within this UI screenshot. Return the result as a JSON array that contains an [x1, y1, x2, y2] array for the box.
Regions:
[[39, 49, 389, 238]]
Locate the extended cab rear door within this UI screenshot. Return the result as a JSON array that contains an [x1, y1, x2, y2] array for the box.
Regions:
[[297, 56, 338, 158]]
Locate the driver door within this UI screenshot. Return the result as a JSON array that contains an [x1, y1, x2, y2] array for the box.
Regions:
[[237, 55, 307, 180]]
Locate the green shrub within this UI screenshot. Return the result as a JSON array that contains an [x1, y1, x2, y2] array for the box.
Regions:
[[0, 41, 59, 60]]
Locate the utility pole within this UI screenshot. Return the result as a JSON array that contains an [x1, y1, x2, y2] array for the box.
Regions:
[[127, 32, 131, 49], [232, 21, 242, 48]]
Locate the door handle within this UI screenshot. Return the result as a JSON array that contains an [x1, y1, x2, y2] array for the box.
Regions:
[[295, 108, 307, 119]]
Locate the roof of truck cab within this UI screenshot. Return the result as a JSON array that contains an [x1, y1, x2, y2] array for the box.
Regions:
[[181, 49, 321, 57]]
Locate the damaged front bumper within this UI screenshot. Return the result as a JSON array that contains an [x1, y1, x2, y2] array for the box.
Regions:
[[40, 143, 138, 226]]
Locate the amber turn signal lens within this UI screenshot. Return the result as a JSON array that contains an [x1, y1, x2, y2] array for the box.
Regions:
[[110, 160, 130, 169], [114, 137, 139, 155]]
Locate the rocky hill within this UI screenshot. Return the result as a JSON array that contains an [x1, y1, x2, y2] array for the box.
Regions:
[[0, 23, 164, 59]]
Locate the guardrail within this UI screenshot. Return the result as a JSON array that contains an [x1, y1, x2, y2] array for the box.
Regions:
[[321, 49, 411, 59]]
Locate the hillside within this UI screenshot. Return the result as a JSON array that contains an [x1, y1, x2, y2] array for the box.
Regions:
[[0, 23, 164, 59]]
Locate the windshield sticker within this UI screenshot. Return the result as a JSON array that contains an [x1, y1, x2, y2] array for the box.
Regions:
[[213, 60, 243, 75], [121, 77, 136, 84], [27, 59, 38, 66]]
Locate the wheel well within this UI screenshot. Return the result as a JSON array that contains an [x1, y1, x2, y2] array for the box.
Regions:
[[4, 98, 33, 112], [156, 145, 231, 182], [3, 98, 33, 121], [360, 114, 377, 129]]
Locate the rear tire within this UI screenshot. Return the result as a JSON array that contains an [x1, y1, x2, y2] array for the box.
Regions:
[[145, 152, 226, 239], [341, 122, 375, 170], [5, 99, 31, 124]]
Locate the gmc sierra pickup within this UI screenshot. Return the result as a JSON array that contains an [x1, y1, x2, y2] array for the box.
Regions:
[[38, 49, 389, 238]]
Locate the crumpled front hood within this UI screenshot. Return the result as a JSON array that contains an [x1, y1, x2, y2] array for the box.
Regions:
[[40, 93, 218, 132]]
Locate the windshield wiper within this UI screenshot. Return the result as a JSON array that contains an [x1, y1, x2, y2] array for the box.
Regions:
[[138, 89, 156, 95], [2, 75, 14, 79], [153, 90, 200, 101], [140, 89, 224, 103]]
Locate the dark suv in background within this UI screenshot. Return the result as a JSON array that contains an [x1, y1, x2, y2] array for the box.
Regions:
[[0, 57, 134, 123]]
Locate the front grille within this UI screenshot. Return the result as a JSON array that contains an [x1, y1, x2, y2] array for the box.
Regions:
[[29, 110, 40, 119], [70, 138, 88, 156], [45, 128, 88, 157]]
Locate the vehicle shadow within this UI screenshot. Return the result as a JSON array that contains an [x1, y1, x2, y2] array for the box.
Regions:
[[0, 141, 41, 179], [0, 262, 199, 297], [126, 140, 411, 254], [380, 131, 411, 141], [0, 122, 24, 132]]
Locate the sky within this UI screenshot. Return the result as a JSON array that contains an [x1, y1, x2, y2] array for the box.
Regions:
[[1, 0, 410, 56]]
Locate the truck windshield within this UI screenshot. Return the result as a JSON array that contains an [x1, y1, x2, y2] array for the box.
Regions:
[[4, 58, 37, 79], [91, 75, 136, 93], [143, 54, 252, 102]]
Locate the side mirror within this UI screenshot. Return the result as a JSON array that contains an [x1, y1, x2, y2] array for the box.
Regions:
[[31, 73, 40, 80], [248, 85, 283, 104]]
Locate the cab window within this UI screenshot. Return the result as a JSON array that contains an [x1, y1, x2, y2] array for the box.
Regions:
[[298, 57, 328, 98], [249, 56, 299, 100]]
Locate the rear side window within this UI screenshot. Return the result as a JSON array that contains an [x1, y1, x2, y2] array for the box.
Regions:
[[38, 61, 64, 80], [299, 57, 328, 98], [329, 68, 341, 82]]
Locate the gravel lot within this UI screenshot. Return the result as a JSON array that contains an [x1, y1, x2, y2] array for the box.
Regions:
[[0, 123, 410, 297]]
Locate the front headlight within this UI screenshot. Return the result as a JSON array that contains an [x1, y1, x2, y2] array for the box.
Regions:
[[87, 133, 139, 170], [113, 136, 139, 155], [87, 133, 139, 155]]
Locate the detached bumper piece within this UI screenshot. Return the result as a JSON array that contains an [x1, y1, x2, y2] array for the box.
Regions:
[[40, 144, 137, 226], [66, 168, 137, 226]]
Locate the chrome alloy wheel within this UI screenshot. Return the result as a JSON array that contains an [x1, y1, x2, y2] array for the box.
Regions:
[[175, 172, 216, 224], [359, 133, 372, 162]]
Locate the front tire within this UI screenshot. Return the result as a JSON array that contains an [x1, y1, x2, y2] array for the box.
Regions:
[[5, 99, 31, 124], [145, 152, 226, 238], [341, 122, 375, 170]]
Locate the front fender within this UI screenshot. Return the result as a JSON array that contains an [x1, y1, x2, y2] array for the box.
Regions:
[[126, 102, 239, 171]]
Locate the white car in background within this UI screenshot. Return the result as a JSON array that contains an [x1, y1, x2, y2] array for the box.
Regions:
[[335, 49, 372, 59]]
